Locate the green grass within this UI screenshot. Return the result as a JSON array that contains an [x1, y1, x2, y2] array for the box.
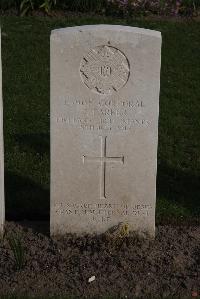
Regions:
[[0, 16, 200, 224]]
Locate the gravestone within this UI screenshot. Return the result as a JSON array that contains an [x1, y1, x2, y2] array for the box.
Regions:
[[51, 25, 161, 237], [0, 28, 5, 236]]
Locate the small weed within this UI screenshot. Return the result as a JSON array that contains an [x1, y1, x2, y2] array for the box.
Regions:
[[7, 233, 25, 271], [118, 223, 129, 238], [105, 222, 130, 247]]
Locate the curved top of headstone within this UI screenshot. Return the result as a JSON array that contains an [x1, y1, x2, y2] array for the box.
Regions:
[[51, 24, 161, 39]]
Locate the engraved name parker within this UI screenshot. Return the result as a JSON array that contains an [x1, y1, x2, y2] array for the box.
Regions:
[[55, 98, 151, 132]]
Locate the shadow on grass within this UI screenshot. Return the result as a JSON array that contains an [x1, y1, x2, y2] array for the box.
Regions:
[[157, 160, 200, 224], [14, 133, 50, 155], [5, 171, 50, 221]]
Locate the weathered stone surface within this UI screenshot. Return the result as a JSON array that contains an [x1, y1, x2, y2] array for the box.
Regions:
[[50, 25, 161, 237], [0, 28, 5, 236]]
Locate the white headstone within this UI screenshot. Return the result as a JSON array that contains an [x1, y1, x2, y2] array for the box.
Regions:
[[0, 28, 5, 236], [50, 25, 161, 237]]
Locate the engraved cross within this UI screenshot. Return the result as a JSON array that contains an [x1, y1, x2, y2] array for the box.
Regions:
[[83, 136, 124, 199]]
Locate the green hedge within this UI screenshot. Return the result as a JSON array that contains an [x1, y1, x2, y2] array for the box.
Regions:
[[0, 0, 200, 17], [0, 0, 200, 16]]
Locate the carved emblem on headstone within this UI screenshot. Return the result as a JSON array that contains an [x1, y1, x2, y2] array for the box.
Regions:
[[80, 45, 130, 95]]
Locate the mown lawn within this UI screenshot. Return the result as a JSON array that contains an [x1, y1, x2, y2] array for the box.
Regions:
[[0, 16, 200, 223]]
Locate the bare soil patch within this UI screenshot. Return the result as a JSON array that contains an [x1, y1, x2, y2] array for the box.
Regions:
[[0, 222, 199, 298]]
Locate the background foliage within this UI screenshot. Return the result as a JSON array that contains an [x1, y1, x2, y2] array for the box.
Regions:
[[0, 0, 200, 16]]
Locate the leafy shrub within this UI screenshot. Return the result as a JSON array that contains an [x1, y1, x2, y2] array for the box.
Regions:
[[19, 0, 56, 15], [39, 0, 56, 13], [178, 0, 200, 16], [0, 0, 20, 10], [20, 0, 34, 16], [106, 0, 200, 16], [0, 0, 199, 16], [65, 0, 107, 12], [0, 0, 57, 14]]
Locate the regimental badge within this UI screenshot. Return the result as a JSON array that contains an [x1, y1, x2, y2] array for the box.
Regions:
[[80, 45, 130, 95]]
